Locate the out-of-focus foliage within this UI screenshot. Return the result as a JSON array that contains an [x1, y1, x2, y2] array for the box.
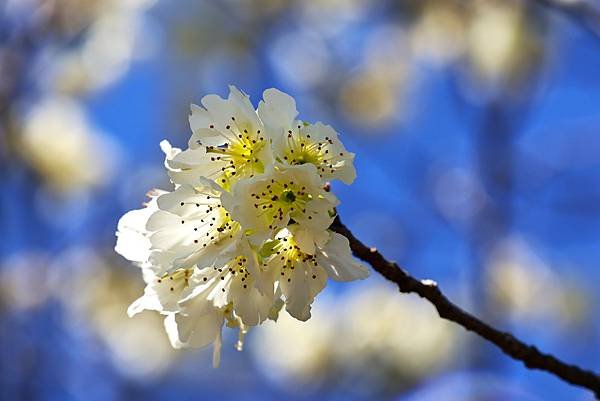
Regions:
[[1, 0, 600, 400]]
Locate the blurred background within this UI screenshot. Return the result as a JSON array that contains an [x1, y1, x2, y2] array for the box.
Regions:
[[1, 0, 600, 400]]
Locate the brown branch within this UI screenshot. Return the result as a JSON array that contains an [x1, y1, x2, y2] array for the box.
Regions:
[[330, 215, 600, 399]]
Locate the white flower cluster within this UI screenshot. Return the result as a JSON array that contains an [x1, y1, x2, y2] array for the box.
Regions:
[[115, 86, 369, 366]]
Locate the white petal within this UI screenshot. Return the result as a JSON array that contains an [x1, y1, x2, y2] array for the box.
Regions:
[[167, 168, 209, 187], [164, 313, 183, 348], [201, 86, 261, 133], [141, 263, 161, 283], [267, 296, 285, 321], [155, 184, 218, 216], [228, 86, 263, 126], [212, 329, 223, 368], [316, 232, 370, 282], [147, 211, 193, 249], [160, 139, 183, 166], [115, 206, 155, 263], [115, 226, 150, 263], [290, 226, 330, 255], [278, 260, 327, 321], [221, 237, 273, 296], [257, 88, 298, 134], [116, 207, 153, 239], [309, 122, 357, 184], [168, 147, 212, 169], [229, 275, 274, 326], [189, 106, 227, 147], [165, 296, 224, 349], [127, 293, 161, 317], [293, 196, 337, 237], [129, 268, 196, 316], [189, 104, 212, 133], [185, 265, 232, 307], [146, 183, 239, 270], [162, 140, 225, 185]]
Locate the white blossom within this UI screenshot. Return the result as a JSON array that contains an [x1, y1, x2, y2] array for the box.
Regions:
[[226, 164, 338, 251], [183, 239, 276, 326], [146, 178, 240, 270], [115, 86, 367, 363], [164, 86, 271, 189], [263, 227, 369, 321], [258, 88, 356, 184]]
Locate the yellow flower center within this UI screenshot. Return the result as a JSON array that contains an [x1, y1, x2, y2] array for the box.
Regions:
[[205, 125, 266, 189], [281, 128, 341, 177], [251, 178, 313, 229], [269, 236, 320, 282]]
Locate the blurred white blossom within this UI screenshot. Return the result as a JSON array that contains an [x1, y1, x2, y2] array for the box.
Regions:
[[29, 0, 157, 95], [299, 0, 373, 37], [19, 96, 119, 193], [250, 282, 459, 389], [487, 237, 589, 327], [465, 1, 542, 88], [337, 283, 458, 378], [0, 252, 52, 311], [339, 25, 410, 128], [409, 2, 466, 65], [250, 299, 336, 385]]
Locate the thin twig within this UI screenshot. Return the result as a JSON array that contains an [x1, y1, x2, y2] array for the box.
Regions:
[[330, 215, 600, 398]]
